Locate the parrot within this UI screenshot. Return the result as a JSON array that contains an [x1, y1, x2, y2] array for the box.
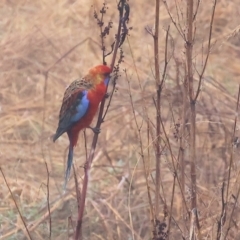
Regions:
[[53, 65, 111, 189]]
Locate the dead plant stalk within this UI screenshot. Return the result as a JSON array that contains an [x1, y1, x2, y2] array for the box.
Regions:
[[186, 0, 197, 210], [74, 1, 129, 239], [154, 0, 161, 220]]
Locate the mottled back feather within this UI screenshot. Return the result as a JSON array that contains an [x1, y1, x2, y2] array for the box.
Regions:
[[59, 76, 93, 120], [53, 77, 92, 141]]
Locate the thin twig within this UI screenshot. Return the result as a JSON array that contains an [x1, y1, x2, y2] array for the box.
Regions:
[[161, 25, 171, 88], [224, 184, 240, 239], [193, 0, 200, 21], [102, 48, 124, 121], [0, 167, 33, 240], [47, 39, 90, 72], [226, 85, 240, 204], [162, 0, 185, 40], [44, 162, 52, 239], [153, 99, 189, 237], [126, 69, 154, 240], [126, 37, 155, 237], [217, 182, 226, 239], [194, 0, 217, 101]]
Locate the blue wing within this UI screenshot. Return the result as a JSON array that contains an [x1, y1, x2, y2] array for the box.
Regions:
[[53, 90, 89, 142]]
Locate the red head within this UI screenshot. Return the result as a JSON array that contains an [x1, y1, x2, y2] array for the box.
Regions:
[[88, 65, 112, 85], [89, 65, 112, 75]]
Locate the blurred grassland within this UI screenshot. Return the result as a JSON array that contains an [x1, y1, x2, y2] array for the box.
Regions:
[[1, 0, 240, 239]]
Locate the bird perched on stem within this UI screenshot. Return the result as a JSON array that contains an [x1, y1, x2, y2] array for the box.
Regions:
[[53, 65, 112, 189]]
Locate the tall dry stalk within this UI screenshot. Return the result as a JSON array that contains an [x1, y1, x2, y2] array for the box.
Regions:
[[186, 0, 197, 210], [163, 0, 217, 237], [145, 1, 173, 239], [74, 1, 130, 239], [154, 0, 161, 219]]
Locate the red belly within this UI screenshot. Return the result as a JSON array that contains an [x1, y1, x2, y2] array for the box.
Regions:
[[68, 82, 107, 146]]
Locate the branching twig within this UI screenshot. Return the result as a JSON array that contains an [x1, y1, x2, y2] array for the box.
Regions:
[[163, 0, 185, 40], [94, 3, 113, 64], [102, 48, 124, 121], [153, 99, 189, 236], [194, 0, 217, 101]]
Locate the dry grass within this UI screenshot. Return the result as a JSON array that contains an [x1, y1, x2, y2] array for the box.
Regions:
[[1, 0, 240, 239]]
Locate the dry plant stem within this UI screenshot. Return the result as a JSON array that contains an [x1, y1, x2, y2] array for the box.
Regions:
[[168, 173, 177, 240], [99, 5, 106, 64], [74, 1, 126, 239], [147, 122, 154, 213], [89, 199, 114, 239], [154, 0, 161, 219], [68, 217, 74, 239], [193, 0, 200, 21], [186, 0, 197, 210], [162, 1, 185, 40], [44, 162, 52, 239], [0, 167, 33, 240], [179, 69, 188, 223], [215, 85, 240, 239], [73, 164, 81, 221], [189, 208, 201, 239], [100, 199, 143, 239], [126, 70, 152, 240], [126, 75, 138, 240], [46, 38, 91, 72], [161, 26, 171, 81], [225, 163, 240, 239], [194, 0, 217, 101], [126, 38, 155, 230], [226, 85, 240, 204], [177, 62, 190, 237], [156, 103, 188, 237], [217, 182, 226, 239], [225, 185, 240, 239], [158, 117, 186, 237], [40, 69, 52, 239], [36, 25, 62, 56]]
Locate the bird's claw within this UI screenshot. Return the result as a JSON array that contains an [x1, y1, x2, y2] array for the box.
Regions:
[[105, 92, 110, 99], [88, 126, 101, 134]]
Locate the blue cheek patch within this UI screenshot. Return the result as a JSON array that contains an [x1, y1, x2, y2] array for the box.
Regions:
[[71, 90, 89, 123], [104, 76, 110, 86]]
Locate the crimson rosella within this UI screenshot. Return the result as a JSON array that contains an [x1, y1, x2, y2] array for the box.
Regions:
[[53, 65, 111, 189]]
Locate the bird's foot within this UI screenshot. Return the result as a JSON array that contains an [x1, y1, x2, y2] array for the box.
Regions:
[[105, 92, 110, 99], [88, 126, 101, 134]]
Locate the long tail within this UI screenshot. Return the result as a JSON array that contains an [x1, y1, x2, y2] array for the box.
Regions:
[[63, 143, 74, 190]]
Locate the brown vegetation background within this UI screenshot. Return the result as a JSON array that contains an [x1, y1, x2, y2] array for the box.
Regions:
[[1, 0, 240, 239]]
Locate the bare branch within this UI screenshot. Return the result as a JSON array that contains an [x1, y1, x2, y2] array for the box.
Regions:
[[163, 0, 186, 40], [194, 0, 217, 101]]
